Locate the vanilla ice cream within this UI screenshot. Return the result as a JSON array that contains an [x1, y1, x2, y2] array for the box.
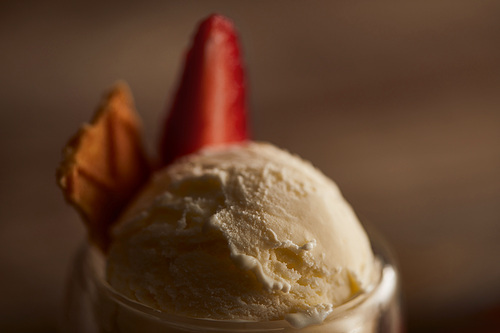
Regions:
[[106, 142, 378, 327]]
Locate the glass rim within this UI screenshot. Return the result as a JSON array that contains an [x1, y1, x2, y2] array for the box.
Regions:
[[80, 228, 398, 331]]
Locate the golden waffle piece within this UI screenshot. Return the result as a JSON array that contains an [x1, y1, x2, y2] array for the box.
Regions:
[[57, 82, 151, 251]]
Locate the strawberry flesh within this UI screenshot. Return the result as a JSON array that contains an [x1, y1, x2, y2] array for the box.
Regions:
[[159, 14, 249, 166]]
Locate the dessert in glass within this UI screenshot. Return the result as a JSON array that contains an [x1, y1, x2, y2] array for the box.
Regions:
[[58, 15, 403, 333]]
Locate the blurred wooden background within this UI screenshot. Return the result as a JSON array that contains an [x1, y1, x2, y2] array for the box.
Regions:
[[0, 1, 499, 332]]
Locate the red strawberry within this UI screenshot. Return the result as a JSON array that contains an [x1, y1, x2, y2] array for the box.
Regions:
[[159, 14, 249, 166]]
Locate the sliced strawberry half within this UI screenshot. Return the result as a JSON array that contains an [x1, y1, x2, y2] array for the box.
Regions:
[[159, 14, 249, 166]]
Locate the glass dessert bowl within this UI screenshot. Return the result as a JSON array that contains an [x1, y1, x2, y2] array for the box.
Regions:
[[62, 228, 402, 333]]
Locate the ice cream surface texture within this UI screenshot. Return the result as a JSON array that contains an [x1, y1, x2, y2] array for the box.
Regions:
[[106, 142, 377, 327]]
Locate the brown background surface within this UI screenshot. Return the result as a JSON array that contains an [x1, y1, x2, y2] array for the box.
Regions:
[[1, 1, 499, 332]]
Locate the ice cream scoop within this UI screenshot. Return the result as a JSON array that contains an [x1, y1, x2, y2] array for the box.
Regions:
[[106, 142, 377, 327]]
